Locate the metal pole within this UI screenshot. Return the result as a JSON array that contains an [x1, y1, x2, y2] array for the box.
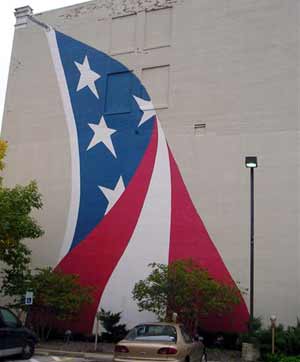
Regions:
[[250, 167, 254, 331], [271, 326, 275, 354], [94, 318, 99, 351]]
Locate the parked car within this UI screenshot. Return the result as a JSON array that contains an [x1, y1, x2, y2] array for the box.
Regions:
[[113, 322, 204, 362], [0, 306, 38, 359]]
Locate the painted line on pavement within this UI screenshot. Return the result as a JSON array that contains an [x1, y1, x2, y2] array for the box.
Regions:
[[52, 357, 62, 362]]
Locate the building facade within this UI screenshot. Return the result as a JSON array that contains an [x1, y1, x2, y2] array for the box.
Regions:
[[1, 0, 299, 332]]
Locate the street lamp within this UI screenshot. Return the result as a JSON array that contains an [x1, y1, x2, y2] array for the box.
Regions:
[[245, 156, 258, 332]]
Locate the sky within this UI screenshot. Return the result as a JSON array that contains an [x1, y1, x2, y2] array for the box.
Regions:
[[0, 0, 81, 132]]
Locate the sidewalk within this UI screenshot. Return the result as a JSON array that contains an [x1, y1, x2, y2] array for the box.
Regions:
[[35, 341, 242, 361], [36, 341, 114, 360], [35, 348, 113, 360]]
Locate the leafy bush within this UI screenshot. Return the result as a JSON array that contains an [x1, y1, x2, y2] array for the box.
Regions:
[[239, 318, 300, 358], [264, 353, 282, 362], [99, 309, 128, 342], [238, 317, 263, 347], [256, 324, 286, 356], [264, 354, 300, 362], [260, 322, 300, 357], [284, 322, 300, 355]]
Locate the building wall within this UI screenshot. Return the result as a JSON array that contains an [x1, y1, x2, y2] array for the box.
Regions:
[[1, 0, 299, 328]]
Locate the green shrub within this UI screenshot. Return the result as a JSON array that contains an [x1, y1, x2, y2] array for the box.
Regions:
[[264, 355, 300, 362], [284, 322, 300, 355], [281, 358, 300, 362], [238, 317, 263, 347], [99, 309, 128, 342], [240, 318, 300, 358], [256, 324, 286, 356]]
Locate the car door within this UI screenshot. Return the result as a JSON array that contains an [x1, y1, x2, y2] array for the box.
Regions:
[[0, 310, 8, 357], [0, 307, 23, 355]]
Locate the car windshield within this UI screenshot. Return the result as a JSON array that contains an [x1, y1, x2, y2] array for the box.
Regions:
[[125, 324, 177, 342], [0, 308, 19, 328]]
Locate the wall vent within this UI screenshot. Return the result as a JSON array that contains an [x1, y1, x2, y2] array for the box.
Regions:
[[194, 123, 206, 135]]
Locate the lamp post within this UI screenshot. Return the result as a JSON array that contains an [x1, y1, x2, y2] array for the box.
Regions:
[[94, 311, 101, 351], [245, 156, 258, 332], [270, 315, 277, 354]]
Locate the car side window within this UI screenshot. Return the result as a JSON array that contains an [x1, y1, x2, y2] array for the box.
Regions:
[[0, 313, 5, 327], [0, 308, 19, 328], [180, 326, 193, 344]]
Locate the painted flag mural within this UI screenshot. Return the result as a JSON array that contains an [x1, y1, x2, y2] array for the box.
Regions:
[[47, 29, 249, 334]]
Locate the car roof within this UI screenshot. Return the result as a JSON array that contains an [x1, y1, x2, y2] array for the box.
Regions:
[[134, 322, 180, 327]]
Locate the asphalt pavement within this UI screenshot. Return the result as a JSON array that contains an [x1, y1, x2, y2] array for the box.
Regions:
[[4, 351, 236, 362], [5, 354, 113, 362], [3, 345, 240, 362]]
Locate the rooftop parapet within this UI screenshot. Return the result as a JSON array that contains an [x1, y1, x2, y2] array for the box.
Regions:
[[14, 6, 33, 28]]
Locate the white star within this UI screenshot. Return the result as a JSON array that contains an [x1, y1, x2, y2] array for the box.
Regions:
[[133, 95, 156, 126], [87, 116, 117, 157], [75, 55, 101, 98], [99, 176, 125, 214]]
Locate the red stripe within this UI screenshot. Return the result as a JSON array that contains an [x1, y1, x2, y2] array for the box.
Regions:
[[55, 120, 158, 333], [168, 147, 249, 332]]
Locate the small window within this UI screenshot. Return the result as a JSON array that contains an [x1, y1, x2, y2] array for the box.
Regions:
[[180, 326, 193, 343], [0, 308, 19, 328]]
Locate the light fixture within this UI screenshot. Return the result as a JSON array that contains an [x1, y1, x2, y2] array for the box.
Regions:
[[245, 156, 258, 168]]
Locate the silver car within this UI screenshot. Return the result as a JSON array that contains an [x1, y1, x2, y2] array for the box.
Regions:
[[114, 322, 204, 362]]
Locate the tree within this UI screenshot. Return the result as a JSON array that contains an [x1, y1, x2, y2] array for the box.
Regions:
[[27, 267, 94, 340], [132, 259, 241, 333], [0, 241, 32, 305], [0, 140, 44, 307], [0, 140, 7, 175]]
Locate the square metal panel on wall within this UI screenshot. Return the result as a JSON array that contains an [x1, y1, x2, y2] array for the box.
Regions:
[[111, 13, 137, 54], [105, 71, 133, 114], [144, 7, 172, 49], [142, 65, 170, 108]]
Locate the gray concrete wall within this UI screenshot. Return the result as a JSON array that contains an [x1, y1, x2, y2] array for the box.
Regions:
[[1, 0, 299, 326]]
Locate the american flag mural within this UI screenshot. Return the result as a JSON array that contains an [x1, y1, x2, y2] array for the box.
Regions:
[[47, 29, 249, 333]]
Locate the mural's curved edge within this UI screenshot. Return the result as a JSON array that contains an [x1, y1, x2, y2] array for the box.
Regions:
[[47, 29, 80, 262]]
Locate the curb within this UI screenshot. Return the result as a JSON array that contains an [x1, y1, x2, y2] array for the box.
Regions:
[[84, 352, 113, 360], [35, 348, 113, 359]]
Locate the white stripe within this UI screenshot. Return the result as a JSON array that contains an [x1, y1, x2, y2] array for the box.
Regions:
[[47, 29, 80, 262], [97, 119, 171, 329], [52, 357, 61, 361]]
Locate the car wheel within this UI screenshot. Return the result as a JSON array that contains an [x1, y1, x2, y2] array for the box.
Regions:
[[20, 340, 35, 359]]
